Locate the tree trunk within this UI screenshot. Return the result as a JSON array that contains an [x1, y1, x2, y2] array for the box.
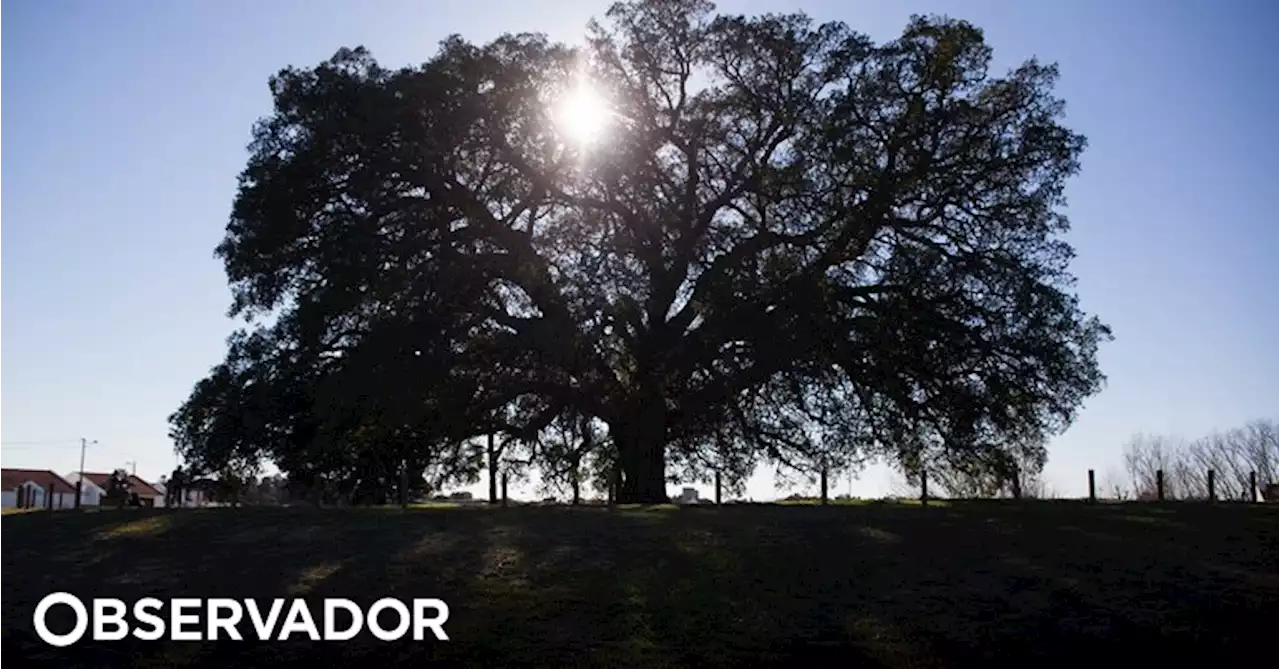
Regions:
[[487, 433, 498, 505], [820, 465, 829, 505], [500, 471, 509, 508], [573, 414, 589, 507], [608, 464, 620, 504], [615, 428, 667, 504], [619, 447, 670, 506], [714, 470, 722, 505]]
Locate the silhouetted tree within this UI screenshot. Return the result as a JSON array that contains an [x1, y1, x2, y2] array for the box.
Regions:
[[170, 0, 1109, 503], [924, 434, 1048, 499]]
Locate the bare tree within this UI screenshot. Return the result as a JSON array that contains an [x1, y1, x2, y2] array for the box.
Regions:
[[1240, 419, 1279, 488], [1122, 419, 1278, 500], [1192, 433, 1243, 499], [1097, 466, 1131, 501], [1122, 433, 1184, 498]]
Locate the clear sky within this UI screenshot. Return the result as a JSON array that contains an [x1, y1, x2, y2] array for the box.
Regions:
[[2, 0, 1276, 501]]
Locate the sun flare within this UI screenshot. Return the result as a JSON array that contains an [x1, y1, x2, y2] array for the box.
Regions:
[[554, 82, 612, 148]]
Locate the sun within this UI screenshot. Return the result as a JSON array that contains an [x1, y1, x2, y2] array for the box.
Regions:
[[553, 81, 613, 148]]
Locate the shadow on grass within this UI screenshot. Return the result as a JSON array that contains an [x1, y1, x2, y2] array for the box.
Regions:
[[2, 502, 1276, 668]]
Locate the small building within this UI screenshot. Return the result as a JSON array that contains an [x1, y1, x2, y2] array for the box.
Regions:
[[1, 469, 79, 509], [677, 487, 700, 504], [155, 475, 215, 509], [78, 472, 164, 507], [152, 481, 169, 507], [185, 478, 219, 506], [63, 472, 107, 507]]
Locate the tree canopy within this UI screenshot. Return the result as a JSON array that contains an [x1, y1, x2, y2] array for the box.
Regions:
[[170, 0, 1110, 504]]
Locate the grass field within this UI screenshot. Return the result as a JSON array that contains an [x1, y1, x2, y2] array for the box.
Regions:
[[3, 502, 1276, 668]]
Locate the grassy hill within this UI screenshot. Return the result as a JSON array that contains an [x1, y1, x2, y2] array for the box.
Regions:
[[3, 502, 1276, 667]]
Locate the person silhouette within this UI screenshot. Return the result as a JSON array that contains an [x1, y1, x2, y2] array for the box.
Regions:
[[169, 467, 185, 508]]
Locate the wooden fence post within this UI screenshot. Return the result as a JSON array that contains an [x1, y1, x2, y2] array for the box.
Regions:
[[920, 470, 929, 506], [1156, 470, 1164, 501], [400, 459, 409, 509], [1206, 469, 1215, 502], [1087, 469, 1096, 503], [1250, 471, 1258, 503]]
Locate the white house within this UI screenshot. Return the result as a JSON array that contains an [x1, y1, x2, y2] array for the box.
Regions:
[[0, 480, 49, 509], [1, 469, 80, 509], [152, 481, 211, 508], [62, 472, 107, 507]]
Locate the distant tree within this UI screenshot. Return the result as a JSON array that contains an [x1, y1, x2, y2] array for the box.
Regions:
[[170, 0, 1110, 503], [535, 411, 604, 504], [581, 437, 624, 503], [669, 430, 756, 504], [772, 442, 863, 504], [1098, 466, 1130, 501]]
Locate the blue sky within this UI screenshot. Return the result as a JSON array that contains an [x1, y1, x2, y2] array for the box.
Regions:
[[2, 0, 1276, 500]]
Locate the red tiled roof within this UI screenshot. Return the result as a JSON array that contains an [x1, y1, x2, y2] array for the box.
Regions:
[[79, 472, 162, 498], [79, 472, 114, 491], [128, 475, 161, 497], [1, 468, 76, 494]]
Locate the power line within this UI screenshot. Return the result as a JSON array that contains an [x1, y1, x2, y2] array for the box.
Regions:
[[2, 443, 93, 451], [1, 439, 85, 446]]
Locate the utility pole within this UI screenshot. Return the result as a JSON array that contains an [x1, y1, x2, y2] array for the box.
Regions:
[[75, 438, 97, 509]]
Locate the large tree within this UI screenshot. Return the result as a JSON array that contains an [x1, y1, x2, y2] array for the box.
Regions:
[[172, 0, 1109, 503]]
